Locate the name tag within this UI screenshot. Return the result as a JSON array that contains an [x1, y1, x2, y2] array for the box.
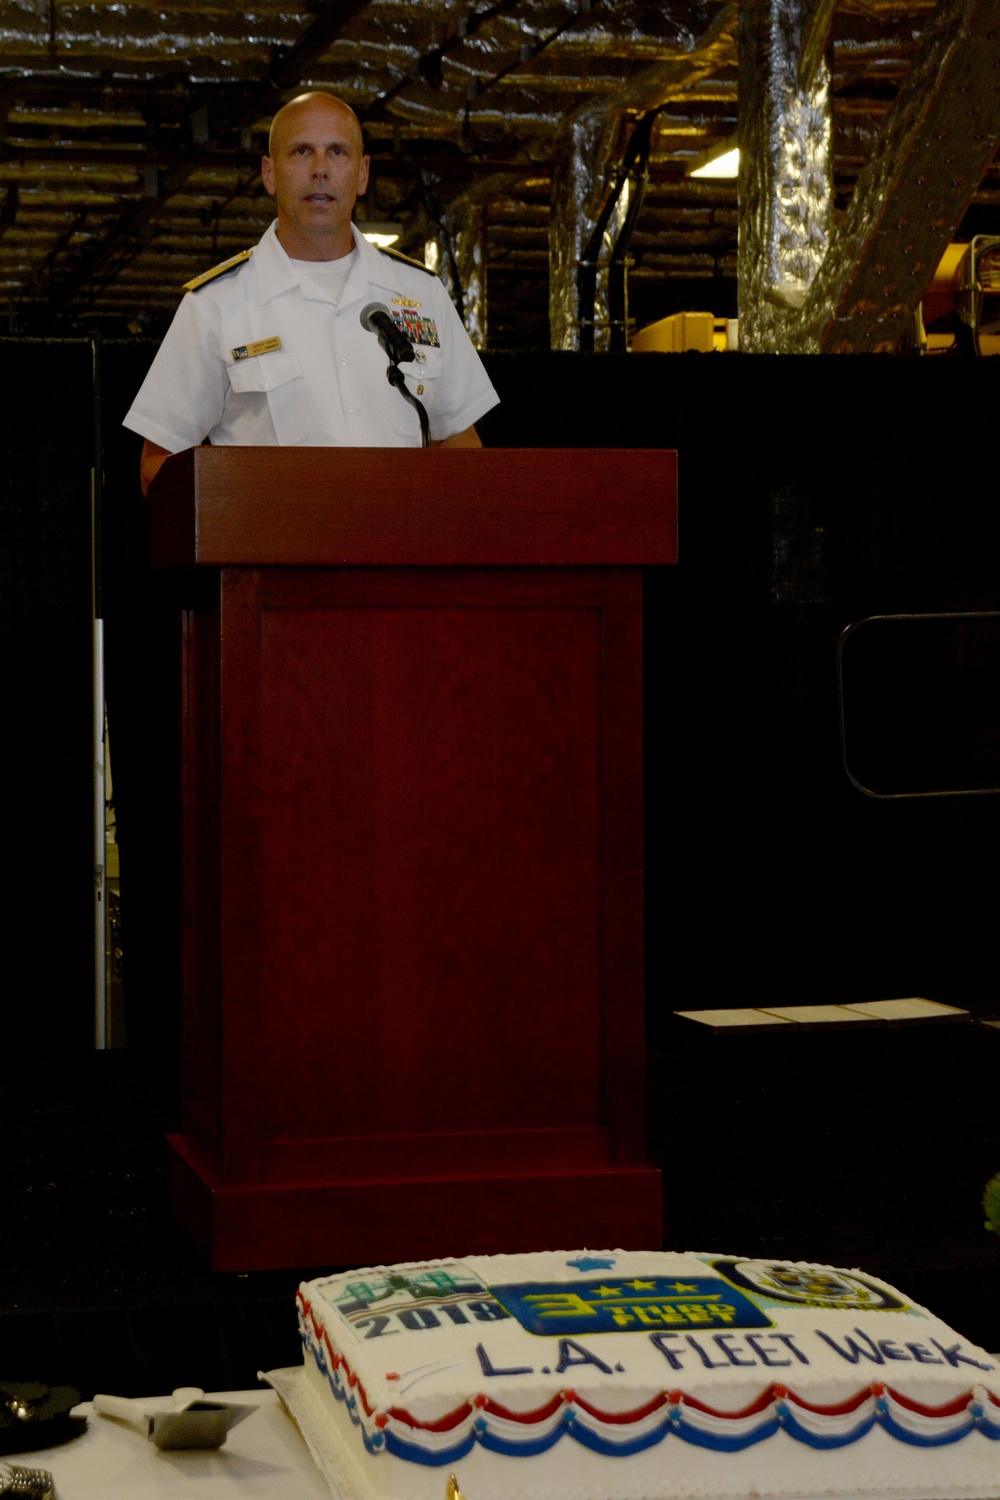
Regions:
[[231, 336, 282, 361]]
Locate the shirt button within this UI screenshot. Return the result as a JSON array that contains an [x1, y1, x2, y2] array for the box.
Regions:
[[341, 357, 347, 365], [348, 404, 356, 413]]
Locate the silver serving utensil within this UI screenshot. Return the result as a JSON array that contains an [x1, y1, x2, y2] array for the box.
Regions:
[[92, 1387, 254, 1451], [0, 1460, 56, 1498]]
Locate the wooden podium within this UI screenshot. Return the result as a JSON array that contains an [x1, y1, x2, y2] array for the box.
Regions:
[[151, 447, 676, 1271]]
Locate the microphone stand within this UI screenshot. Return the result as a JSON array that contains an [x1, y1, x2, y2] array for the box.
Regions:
[[385, 354, 430, 448]]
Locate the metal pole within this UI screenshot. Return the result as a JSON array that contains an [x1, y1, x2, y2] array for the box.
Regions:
[[91, 337, 108, 1048], [94, 606, 108, 1048]]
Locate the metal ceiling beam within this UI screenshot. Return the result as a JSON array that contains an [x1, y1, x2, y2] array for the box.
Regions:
[[358, 0, 521, 119], [266, 0, 371, 93], [21, 0, 374, 329], [0, 138, 547, 177]]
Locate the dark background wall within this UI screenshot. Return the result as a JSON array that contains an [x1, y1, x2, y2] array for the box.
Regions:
[[484, 353, 1000, 1326], [481, 353, 1000, 1014], [5, 345, 1000, 1387], [8, 345, 1000, 1046], [3, 340, 96, 1050]]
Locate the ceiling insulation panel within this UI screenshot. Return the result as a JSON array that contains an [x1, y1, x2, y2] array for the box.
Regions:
[[0, 0, 993, 346]]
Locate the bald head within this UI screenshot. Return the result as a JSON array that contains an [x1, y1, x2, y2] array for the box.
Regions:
[[268, 92, 364, 156], [262, 91, 370, 260]]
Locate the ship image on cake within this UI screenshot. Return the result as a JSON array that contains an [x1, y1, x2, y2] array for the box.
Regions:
[[330, 1263, 501, 1327]]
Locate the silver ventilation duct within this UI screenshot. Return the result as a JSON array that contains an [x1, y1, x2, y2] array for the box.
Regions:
[[0, 0, 995, 348]]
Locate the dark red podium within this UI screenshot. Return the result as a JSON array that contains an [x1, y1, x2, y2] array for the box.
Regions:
[[151, 447, 676, 1271]]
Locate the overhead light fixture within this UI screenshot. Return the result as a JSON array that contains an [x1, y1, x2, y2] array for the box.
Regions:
[[686, 139, 739, 180], [360, 221, 403, 247]]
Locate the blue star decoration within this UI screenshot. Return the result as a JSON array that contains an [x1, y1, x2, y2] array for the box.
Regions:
[[566, 1254, 617, 1272]]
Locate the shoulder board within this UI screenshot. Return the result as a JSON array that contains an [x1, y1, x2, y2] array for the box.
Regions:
[[183, 248, 253, 293], [377, 244, 437, 277]]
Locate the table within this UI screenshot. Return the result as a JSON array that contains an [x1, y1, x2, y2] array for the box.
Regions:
[[13, 1390, 330, 1498]]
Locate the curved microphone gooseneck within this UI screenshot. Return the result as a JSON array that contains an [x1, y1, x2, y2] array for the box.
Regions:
[[359, 302, 431, 448]]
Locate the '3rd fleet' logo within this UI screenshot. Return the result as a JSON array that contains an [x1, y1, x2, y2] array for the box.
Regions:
[[489, 1277, 774, 1335]]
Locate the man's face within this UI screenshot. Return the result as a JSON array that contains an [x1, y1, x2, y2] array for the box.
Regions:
[[261, 96, 370, 260]]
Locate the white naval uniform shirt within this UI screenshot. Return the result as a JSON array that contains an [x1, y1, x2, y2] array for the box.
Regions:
[[122, 221, 499, 451]]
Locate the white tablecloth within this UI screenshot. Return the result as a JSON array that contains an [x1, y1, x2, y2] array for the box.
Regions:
[[10, 1389, 331, 1499]]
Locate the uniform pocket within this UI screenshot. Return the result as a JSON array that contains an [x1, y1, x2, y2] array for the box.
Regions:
[[389, 346, 443, 435], [227, 351, 302, 394]]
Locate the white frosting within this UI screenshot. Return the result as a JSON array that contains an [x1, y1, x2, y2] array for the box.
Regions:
[[296, 1250, 1000, 1500]]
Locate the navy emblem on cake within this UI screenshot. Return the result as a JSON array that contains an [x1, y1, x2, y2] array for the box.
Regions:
[[711, 1259, 905, 1311]]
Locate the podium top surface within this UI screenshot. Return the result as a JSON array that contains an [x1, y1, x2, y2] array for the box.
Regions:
[[150, 446, 677, 568]]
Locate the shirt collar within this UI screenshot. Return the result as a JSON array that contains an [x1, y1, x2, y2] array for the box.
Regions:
[[252, 220, 378, 308], [251, 221, 299, 304], [340, 225, 383, 308]]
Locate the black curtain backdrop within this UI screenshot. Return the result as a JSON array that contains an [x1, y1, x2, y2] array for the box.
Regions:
[[2, 339, 95, 1051], [8, 344, 1000, 1041], [5, 345, 1000, 1396], [100, 341, 181, 1064], [479, 353, 1000, 1015]]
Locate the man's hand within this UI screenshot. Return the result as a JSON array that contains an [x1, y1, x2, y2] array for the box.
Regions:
[[140, 439, 172, 496], [432, 425, 482, 449]]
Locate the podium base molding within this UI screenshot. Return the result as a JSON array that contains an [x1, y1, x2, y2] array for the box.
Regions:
[[167, 1133, 663, 1272]]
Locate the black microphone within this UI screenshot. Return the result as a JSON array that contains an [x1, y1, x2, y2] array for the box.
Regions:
[[360, 301, 415, 364]]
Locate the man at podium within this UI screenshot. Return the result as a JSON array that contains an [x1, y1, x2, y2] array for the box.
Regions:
[[124, 92, 499, 494]]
